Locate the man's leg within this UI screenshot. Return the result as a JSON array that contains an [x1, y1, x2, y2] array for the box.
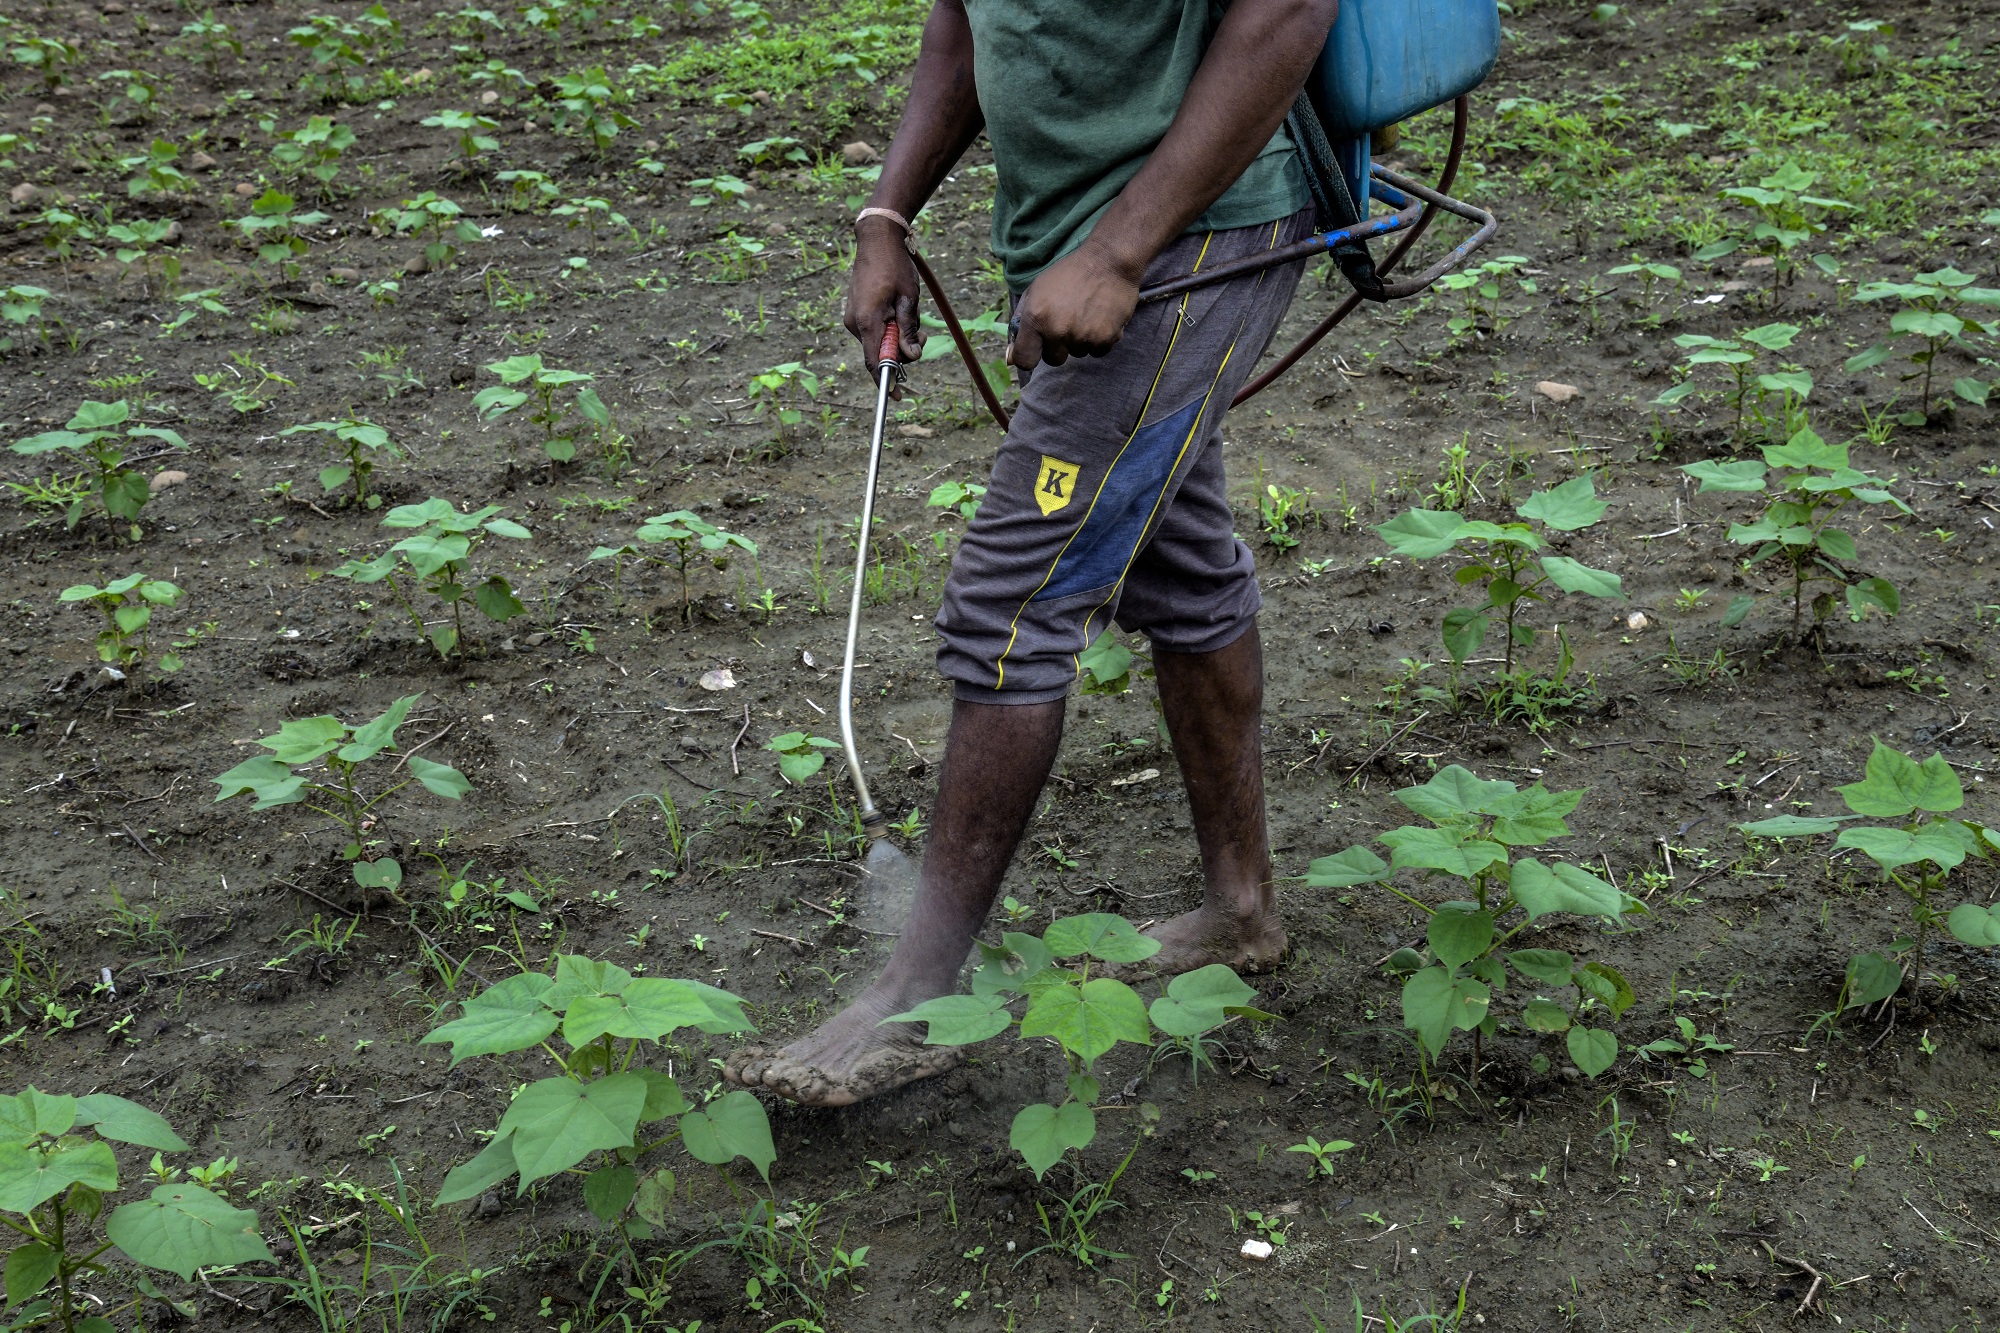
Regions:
[[725, 697, 1064, 1107], [1139, 621, 1286, 971]]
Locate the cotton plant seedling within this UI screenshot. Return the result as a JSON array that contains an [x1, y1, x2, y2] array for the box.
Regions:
[[474, 353, 610, 467], [1375, 474, 1624, 679], [587, 510, 756, 618], [927, 479, 987, 521], [156, 287, 228, 338], [421, 109, 501, 168], [495, 168, 561, 212], [59, 573, 184, 682], [550, 195, 632, 245], [886, 914, 1266, 1192], [1606, 259, 1681, 307], [1738, 741, 1999, 1012], [1653, 322, 1809, 441], [422, 956, 772, 1233], [746, 362, 820, 445], [1, 1087, 275, 1333], [224, 189, 328, 279], [1680, 424, 1906, 637], [117, 138, 186, 198], [331, 498, 532, 658], [170, 9, 242, 76], [1307, 765, 1643, 1084], [1076, 630, 1137, 697], [1845, 267, 1999, 420], [1, 283, 51, 353], [279, 417, 405, 508], [13, 37, 83, 92], [212, 693, 470, 890], [1435, 254, 1534, 338], [266, 115, 356, 197], [1705, 161, 1855, 302], [97, 67, 165, 122], [287, 4, 401, 103], [765, 733, 840, 786], [104, 218, 180, 296], [551, 68, 635, 153], [370, 192, 483, 270], [9, 399, 187, 538]]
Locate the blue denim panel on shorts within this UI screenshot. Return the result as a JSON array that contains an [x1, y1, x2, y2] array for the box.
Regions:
[[935, 208, 1315, 704]]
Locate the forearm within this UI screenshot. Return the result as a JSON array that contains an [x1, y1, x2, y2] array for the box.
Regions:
[[864, 0, 984, 226], [1083, 0, 1336, 279]]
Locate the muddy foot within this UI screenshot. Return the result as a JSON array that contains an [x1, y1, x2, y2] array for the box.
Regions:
[[1127, 904, 1286, 979], [724, 986, 964, 1107]]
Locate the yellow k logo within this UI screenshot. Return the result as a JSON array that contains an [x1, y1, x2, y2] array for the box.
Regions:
[[1035, 455, 1080, 516]]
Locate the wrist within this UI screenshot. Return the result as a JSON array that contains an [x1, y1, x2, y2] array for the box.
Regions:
[[1074, 230, 1150, 286]]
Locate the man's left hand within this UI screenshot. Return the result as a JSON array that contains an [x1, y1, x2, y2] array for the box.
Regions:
[[1010, 239, 1143, 371]]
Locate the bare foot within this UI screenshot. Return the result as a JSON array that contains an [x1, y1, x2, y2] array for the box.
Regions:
[[725, 984, 964, 1108], [1129, 903, 1286, 979]]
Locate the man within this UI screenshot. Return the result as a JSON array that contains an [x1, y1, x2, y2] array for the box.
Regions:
[[727, 0, 1339, 1107]]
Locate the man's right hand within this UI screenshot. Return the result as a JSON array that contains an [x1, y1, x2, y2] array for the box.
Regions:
[[845, 216, 925, 370]]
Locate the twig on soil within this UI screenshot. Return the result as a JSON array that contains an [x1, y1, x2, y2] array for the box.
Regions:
[[114, 823, 167, 866], [392, 721, 456, 772], [1758, 1238, 1829, 1315], [1905, 1198, 1980, 1248], [1339, 712, 1430, 785], [796, 897, 842, 920], [731, 703, 750, 776], [750, 928, 806, 949], [408, 920, 492, 988]]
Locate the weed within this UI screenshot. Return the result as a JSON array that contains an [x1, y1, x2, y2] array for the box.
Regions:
[[1285, 1135, 1356, 1179], [1, 284, 52, 353]]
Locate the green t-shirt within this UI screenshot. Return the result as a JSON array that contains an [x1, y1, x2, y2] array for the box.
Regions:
[[964, 0, 1309, 293]]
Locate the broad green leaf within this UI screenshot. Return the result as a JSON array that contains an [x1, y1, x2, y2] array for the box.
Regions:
[[1510, 858, 1623, 921], [1763, 426, 1846, 471], [1303, 846, 1388, 888], [1516, 475, 1605, 532], [1401, 967, 1489, 1054], [548, 956, 633, 1006], [632, 1168, 676, 1229], [1566, 1027, 1617, 1077], [435, 1133, 518, 1205], [1836, 741, 1961, 817], [262, 715, 347, 765], [4, 1240, 58, 1306], [1738, 814, 1845, 837], [970, 932, 1057, 999], [1946, 903, 2000, 948], [564, 977, 714, 1046], [1578, 962, 1636, 1017], [1841, 952, 1901, 1009], [0, 1090, 77, 1141], [1020, 977, 1150, 1066], [1009, 1101, 1095, 1180], [1521, 998, 1570, 1033], [104, 1184, 271, 1280], [1148, 964, 1256, 1038], [1681, 459, 1767, 493], [1427, 906, 1494, 969], [679, 1089, 774, 1182], [1814, 527, 1858, 563], [1397, 766, 1517, 821], [1739, 322, 1799, 352], [635, 1070, 686, 1122], [69, 400, 132, 431], [1834, 826, 1967, 872], [1954, 378, 1990, 407], [1440, 607, 1487, 663], [338, 694, 418, 762], [1722, 594, 1756, 627], [0, 1142, 118, 1213], [676, 979, 756, 1035], [352, 858, 402, 892], [1041, 913, 1160, 964], [1539, 556, 1623, 599], [1382, 825, 1508, 879], [883, 993, 1012, 1046], [381, 497, 457, 528], [1489, 785, 1584, 846], [1757, 370, 1813, 401], [421, 972, 559, 1065], [499, 1074, 647, 1190], [474, 576, 526, 622], [1507, 948, 1575, 985], [583, 1164, 637, 1225], [74, 1095, 186, 1152], [1844, 343, 1893, 373], [1376, 509, 1468, 558], [1845, 578, 1899, 621]]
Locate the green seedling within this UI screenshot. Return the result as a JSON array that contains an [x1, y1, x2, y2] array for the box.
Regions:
[[1436, 254, 1535, 337], [193, 353, 293, 414], [118, 137, 185, 197], [586, 510, 755, 618], [421, 109, 501, 167], [551, 68, 635, 153], [1639, 1015, 1734, 1078], [286, 4, 401, 103], [1286, 1135, 1356, 1179], [1608, 259, 1682, 306], [1706, 161, 1855, 301], [1654, 322, 1807, 441], [1, 284, 51, 352], [268, 115, 355, 197], [550, 196, 632, 245], [496, 168, 561, 212], [1846, 267, 1999, 420], [423, 955, 770, 1238], [59, 573, 184, 680], [279, 418, 405, 508], [10, 399, 187, 538], [1077, 630, 1135, 696], [224, 190, 329, 279], [1308, 765, 1642, 1085], [12, 37, 83, 91], [1376, 474, 1623, 676], [212, 693, 471, 864], [1680, 423, 1907, 637], [927, 479, 987, 521], [332, 498, 532, 658], [474, 353, 608, 466], [171, 9, 242, 76], [1, 1087, 274, 1333], [746, 362, 820, 445], [371, 192, 482, 270], [1259, 482, 1317, 550], [767, 732, 840, 783], [689, 173, 751, 209], [157, 288, 229, 339], [1739, 741, 2000, 1009], [104, 218, 180, 296]]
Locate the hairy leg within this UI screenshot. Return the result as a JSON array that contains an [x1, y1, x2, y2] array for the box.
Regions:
[[726, 696, 1064, 1106], [1139, 621, 1286, 973]]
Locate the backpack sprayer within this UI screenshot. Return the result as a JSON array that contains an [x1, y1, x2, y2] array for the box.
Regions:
[[844, 0, 1504, 926]]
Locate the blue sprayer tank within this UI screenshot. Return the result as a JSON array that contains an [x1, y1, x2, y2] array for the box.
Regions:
[[1305, 0, 1502, 213]]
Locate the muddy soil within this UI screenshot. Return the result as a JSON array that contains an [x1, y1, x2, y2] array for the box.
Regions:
[[3, 0, 1999, 1329]]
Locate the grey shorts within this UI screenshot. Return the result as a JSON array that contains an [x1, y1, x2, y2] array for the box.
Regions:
[[935, 209, 1314, 704]]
